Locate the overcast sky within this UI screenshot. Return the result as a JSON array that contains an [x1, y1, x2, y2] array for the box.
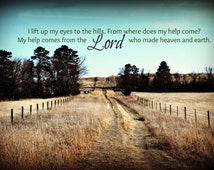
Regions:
[[0, 0, 213, 77]]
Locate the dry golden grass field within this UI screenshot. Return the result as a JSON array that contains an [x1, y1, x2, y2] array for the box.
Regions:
[[117, 93, 214, 169], [0, 90, 112, 169], [0, 90, 214, 169], [132, 92, 214, 126]]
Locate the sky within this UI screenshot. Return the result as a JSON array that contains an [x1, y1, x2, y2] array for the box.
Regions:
[[0, 0, 214, 77]]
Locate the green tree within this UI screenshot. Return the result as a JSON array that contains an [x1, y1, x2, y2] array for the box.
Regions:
[[118, 64, 139, 95], [153, 61, 172, 91], [31, 47, 53, 97], [52, 45, 84, 96], [0, 50, 13, 99]]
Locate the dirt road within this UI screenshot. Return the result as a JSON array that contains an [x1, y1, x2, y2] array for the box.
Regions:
[[76, 90, 183, 170]]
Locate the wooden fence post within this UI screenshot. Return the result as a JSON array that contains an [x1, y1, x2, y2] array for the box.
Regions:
[[177, 106, 178, 117], [42, 102, 44, 110], [164, 104, 166, 113], [37, 104, 39, 113], [47, 102, 49, 110], [208, 111, 210, 128], [21, 106, 24, 119], [170, 105, 171, 115], [152, 101, 153, 109], [159, 103, 161, 111], [184, 107, 186, 120], [194, 109, 197, 123], [30, 105, 32, 115], [11, 109, 13, 125]]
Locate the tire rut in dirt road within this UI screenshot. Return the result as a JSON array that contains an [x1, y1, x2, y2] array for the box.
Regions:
[[77, 91, 150, 169], [76, 91, 180, 170], [113, 96, 182, 170]]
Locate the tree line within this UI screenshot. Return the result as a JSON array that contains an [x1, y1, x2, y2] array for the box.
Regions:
[[0, 45, 86, 100], [1, 47, 213, 100], [118, 61, 214, 95]]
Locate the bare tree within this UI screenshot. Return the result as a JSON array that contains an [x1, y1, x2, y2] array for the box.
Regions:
[[140, 68, 150, 91], [10, 59, 22, 99], [205, 67, 213, 82], [21, 59, 35, 98]]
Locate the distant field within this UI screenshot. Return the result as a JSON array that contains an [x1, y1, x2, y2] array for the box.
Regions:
[[0, 96, 70, 121], [132, 92, 214, 126]]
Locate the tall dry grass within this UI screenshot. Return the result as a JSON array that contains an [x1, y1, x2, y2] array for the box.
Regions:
[[0, 90, 112, 170], [132, 92, 214, 125], [119, 95, 214, 170]]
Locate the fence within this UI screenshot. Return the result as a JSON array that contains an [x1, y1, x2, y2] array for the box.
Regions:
[[10, 96, 73, 125], [131, 93, 212, 128]]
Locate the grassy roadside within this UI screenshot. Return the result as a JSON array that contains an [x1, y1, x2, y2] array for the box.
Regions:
[[0, 90, 112, 170], [1, 90, 214, 169], [132, 92, 214, 125], [118, 94, 214, 170]]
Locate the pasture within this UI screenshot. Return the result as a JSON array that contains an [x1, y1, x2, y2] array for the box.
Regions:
[[0, 97, 68, 117], [132, 92, 214, 126], [0, 90, 112, 169], [0, 90, 214, 169]]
